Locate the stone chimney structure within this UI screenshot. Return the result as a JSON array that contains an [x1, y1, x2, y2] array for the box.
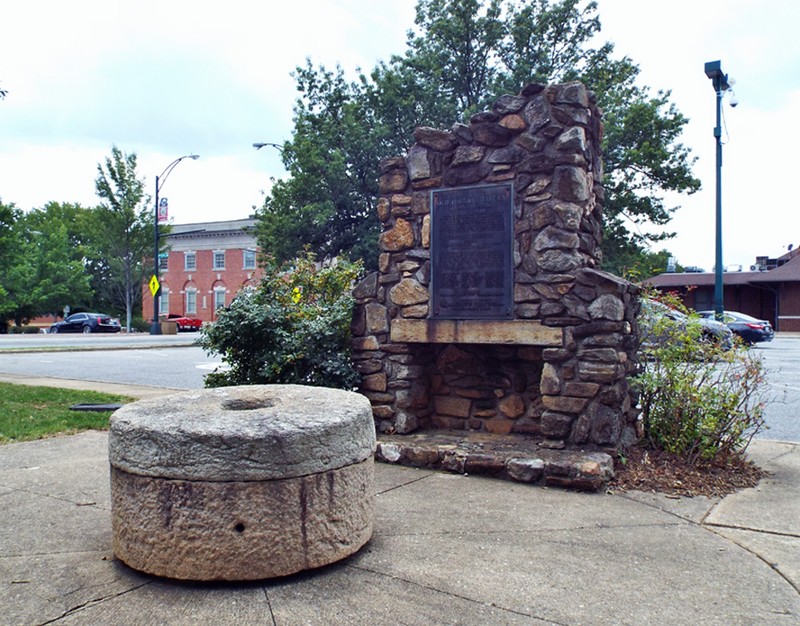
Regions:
[[351, 82, 639, 452]]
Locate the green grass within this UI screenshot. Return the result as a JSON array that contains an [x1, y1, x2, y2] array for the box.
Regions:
[[0, 383, 133, 444]]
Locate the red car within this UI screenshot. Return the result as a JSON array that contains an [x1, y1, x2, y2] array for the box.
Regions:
[[166, 314, 203, 332]]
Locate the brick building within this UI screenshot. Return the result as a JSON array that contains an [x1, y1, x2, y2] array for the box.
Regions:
[[646, 248, 800, 331], [142, 218, 262, 324]]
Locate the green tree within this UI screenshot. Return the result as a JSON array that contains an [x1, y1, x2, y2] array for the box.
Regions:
[[258, 0, 697, 275], [0, 201, 17, 300], [0, 201, 93, 329], [92, 146, 152, 331], [21, 203, 94, 319], [257, 63, 387, 270], [0, 202, 27, 329]]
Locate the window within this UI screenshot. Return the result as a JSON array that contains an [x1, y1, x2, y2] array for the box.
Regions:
[[184, 252, 196, 271], [159, 289, 169, 316], [694, 289, 712, 312], [214, 288, 226, 310], [185, 289, 197, 314], [213, 250, 225, 270], [159, 254, 168, 271], [243, 249, 256, 270]]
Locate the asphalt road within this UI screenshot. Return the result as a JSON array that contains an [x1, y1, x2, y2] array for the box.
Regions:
[[0, 332, 198, 351], [755, 335, 800, 442], [0, 335, 219, 390], [0, 333, 797, 442]]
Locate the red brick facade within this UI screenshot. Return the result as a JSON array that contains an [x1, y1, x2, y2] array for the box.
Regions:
[[141, 219, 263, 324]]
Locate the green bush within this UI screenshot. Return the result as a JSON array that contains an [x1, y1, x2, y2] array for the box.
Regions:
[[8, 325, 44, 334], [129, 317, 151, 333], [635, 292, 769, 465], [199, 251, 362, 390]]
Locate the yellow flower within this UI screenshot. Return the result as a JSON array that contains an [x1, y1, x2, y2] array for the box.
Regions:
[[291, 287, 302, 304]]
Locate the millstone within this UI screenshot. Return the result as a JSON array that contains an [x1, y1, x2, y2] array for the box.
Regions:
[[108, 384, 376, 581]]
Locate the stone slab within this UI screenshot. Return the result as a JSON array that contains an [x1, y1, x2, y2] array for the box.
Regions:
[[390, 318, 563, 345], [111, 459, 375, 581], [108, 385, 376, 480], [377, 431, 613, 491]]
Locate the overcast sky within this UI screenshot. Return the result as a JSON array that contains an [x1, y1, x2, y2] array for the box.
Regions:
[[1, 1, 798, 272]]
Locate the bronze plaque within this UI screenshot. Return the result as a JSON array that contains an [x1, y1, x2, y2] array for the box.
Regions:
[[431, 184, 513, 319]]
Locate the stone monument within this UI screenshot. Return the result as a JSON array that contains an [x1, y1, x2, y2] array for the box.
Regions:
[[351, 82, 639, 458]]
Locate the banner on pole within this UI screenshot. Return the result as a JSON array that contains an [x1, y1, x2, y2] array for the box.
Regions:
[[158, 197, 169, 223]]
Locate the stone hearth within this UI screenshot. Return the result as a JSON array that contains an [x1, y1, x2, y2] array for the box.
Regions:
[[351, 82, 640, 480]]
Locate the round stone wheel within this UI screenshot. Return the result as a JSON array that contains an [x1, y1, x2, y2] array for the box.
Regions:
[[108, 385, 376, 581]]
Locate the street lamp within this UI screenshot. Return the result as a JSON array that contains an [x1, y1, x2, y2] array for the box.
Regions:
[[150, 154, 199, 335], [252, 142, 283, 151], [704, 60, 735, 320]]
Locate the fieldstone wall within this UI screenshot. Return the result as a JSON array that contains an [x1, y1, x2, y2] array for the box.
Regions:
[[351, 81, 639, 452]]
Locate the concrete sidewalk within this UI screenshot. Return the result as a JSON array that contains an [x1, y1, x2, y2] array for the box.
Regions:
[[1, 426, 798, 624]]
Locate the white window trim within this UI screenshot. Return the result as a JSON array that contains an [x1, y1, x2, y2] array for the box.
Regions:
[[213, 250, 226, 271], [185, 289, 198, 314], [159, 289, 170, 316], [243, 249, 256, 270], [184, 251, 197, 272], [214, 288, 227, 310]]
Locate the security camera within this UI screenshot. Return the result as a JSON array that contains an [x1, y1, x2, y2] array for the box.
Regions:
[[730, 94, 739, 107]]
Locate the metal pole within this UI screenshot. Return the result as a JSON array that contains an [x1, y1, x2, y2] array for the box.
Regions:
[[714, 85, 724, 320], [150, 175, 162, 335], [148, 154, 198, 335]]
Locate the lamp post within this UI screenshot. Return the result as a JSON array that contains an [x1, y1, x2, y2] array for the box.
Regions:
[[150, 154, 199, 335], [252, 142, 283, 151], [704, 60, 733, 320]]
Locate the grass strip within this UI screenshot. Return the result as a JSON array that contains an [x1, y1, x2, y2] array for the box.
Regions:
[[0, 382, 133, 444]]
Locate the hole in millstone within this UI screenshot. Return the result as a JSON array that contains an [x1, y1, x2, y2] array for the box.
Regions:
[[234, 522, 246, 533], [221, 398, 275, 411]]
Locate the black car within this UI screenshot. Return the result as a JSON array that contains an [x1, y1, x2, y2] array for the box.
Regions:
[[50, 312, 121, 334], [697, 310, 775, 345], [639, 299, 734, 351]]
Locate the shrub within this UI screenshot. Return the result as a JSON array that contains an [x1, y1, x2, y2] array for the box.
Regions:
[[199, 250, 362, 390], [8, 325, 44, 334], [129, 317, 151, 333], [635, 291, 769, 465]]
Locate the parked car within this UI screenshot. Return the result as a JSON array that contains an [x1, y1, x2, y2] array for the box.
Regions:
[[639, 299, 734, 351], [165, 313, 203, 332], [50, 313, 121, 334], [697, 310, 775, 345]]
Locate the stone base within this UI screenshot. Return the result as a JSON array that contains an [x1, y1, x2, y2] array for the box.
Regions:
[[111, 458, 374, 581], [376, 431, 613, 491]]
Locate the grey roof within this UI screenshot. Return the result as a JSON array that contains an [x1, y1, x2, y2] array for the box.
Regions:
[[168, 218, 257, 238], [647, 253, 800, 288]]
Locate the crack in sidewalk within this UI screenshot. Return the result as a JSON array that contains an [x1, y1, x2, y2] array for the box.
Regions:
[[346, 562, 566, 625], [37, 581, 152, 625]]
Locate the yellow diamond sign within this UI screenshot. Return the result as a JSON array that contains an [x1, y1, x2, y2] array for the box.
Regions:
[[149, 275, 160, 298]]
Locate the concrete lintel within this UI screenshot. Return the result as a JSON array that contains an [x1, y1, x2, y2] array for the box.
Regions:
[[390, 319, 563, 346]]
